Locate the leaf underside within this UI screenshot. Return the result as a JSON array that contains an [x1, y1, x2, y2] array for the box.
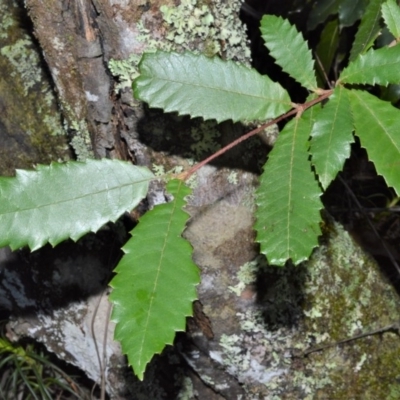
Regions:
[[133, 51, 291, 123], [255, 114, 323, 266], [0, 160, 153, 251], [348, 90, 400, 195], [381, 0, 400, 39], [310, 86, 354, 190], [340, 45, 400, 85], [110, 179, 199, 380], [260, 15, 318, 92], [349, 0, 384, 61]]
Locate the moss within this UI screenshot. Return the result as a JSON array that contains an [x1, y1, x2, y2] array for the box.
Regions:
[[291, 221, 400, 398], [387, 383, 400, 400], [220, 222, 400, 398], [0, 1, 70, 175]]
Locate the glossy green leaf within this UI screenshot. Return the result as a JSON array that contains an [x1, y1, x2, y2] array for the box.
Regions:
[[349, 0, 384, 61], [308, 0, 367, 30], [348, 90, 400, 194], [381, 83, 400, 104], [381, 0, 400, 39], [339, 0, 368, 27], [134, 51, 291, 123], [315, 20, 339, 86], [308, 0, 340, 31], [340, 45, 400, 85], [110, 179, 199, 380], [260, 15, 318, 92], [310, 86, 354, 190], [0, 160, 153, 251], [255, 114, 323, 266]]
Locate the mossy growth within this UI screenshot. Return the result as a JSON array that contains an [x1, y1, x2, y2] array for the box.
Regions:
[[0, 1, 70, 175], [222, 221, 400, 398], [291, 221, 400, 398]]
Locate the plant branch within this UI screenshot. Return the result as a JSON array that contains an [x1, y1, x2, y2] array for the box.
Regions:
[[177, 90, 333, 180], [338, 175, 400, 277], [297, 321, 400, 357]]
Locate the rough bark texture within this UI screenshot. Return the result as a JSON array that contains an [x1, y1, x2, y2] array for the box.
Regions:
[[2, 0, 400, 399], [0, 0, 71, 176]]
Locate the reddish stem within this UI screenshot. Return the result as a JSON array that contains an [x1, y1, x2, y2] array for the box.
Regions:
[[176, 90, 333, 181]]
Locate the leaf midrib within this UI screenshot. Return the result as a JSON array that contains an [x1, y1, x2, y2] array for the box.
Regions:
[[0, 177, 151, 217]]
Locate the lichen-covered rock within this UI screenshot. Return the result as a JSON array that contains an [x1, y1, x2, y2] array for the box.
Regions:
[[288, 221, 400, 399], [187, 211, 400, 399]]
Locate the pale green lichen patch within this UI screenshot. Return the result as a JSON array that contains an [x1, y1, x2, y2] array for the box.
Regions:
[[1, 2, 93, 162], [176, 376, 195, 400], [108, 0, 251, 92], [159, 0, 251, 62], [61, 105, 93, 161], [290, 221, 400, 398], [189, 121, 221, 158], [0, 3, 14, 39], [215, 255, 303, 397], [227, 171, 238, 185], [0, 2, 70, 175], [108, 54, 142, 91], [228, 257, 260, 296], [69, 136, 92, 161], [216, 307, 294, 397], [218, 221, 400, 398], [1, 38, 42, 96]]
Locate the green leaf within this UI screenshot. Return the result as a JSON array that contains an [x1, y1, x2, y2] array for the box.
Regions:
[[340, 45, 400, 85], [339, 0, 368, 27], [349, 0, 384, 62], [348, 90, 400, 194], [255, 114, 323, 266], [308, 0, 341, 31], [310, 86, 354, 190], [308, 0, 367, 30], [0, 160, 153, 250], [134, 51, 291, 123], [381, 0, 400, 39], [381, 83, 400, 104], [109, 179, 199, 380], [260, 15, 318, 92], [315, 20, 339, 86]]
